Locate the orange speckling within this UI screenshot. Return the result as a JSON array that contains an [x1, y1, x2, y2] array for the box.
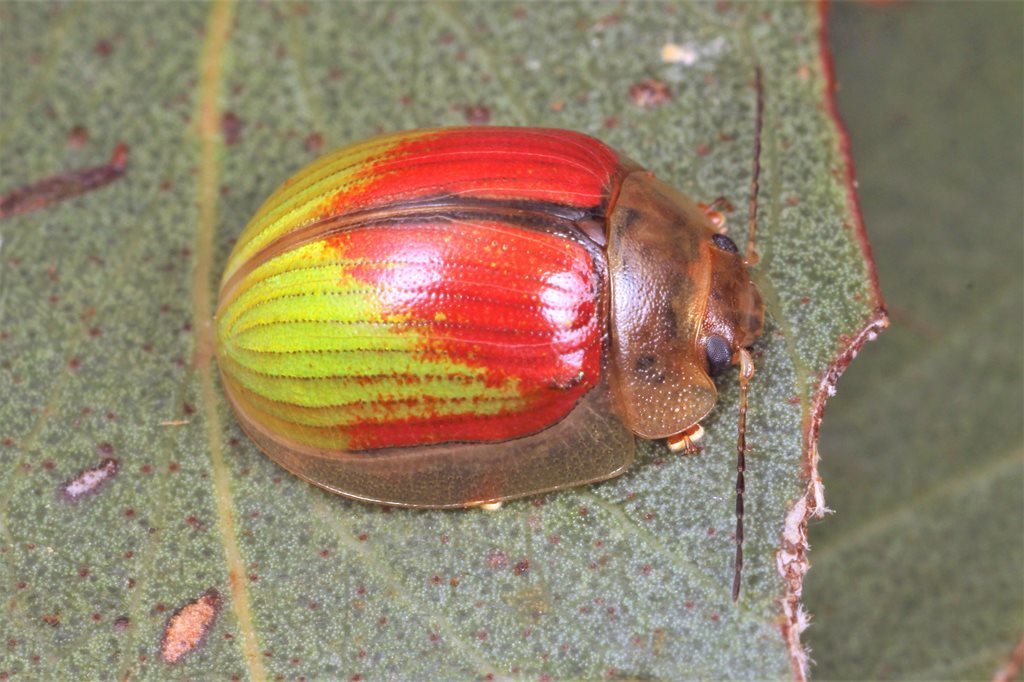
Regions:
[[160, 589, 221, 664]]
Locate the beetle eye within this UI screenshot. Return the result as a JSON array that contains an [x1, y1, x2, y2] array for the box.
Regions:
[[711, 234, 739, 254], [705, 335, 733, 376]]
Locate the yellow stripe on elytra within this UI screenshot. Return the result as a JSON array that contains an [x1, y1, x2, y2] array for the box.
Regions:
[[224, 359, 526, 427], [216, 222, 529, 448], [220, 129, 436, 287]]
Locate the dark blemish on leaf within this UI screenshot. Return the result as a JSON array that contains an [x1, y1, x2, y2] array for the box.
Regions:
[[160, 589, 221, 664], [67, 357, 81, 371], [67, 125, 89, 149], [603, 116, 618, 129], [628, 79, 671, 107], [696, 143, 711, 157], [221, 112, 244, 146], [94, 39, 113, 57], [78, 567, 90, 578], [0, 143, 128, 219], [97, 442, 114, 456], [591, 13, 620, 30], [486, 550, 507, 570], [41, 613, 60, 627], [463, 105, 491, 124], [113, 616, 130, 631], [513, 559, 530, 575], [59, 457, 118, 502], [305, 133, 324, 154]]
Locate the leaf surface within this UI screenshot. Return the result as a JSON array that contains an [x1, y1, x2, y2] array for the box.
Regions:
[[0, 3, 881, 679], [805, 4, 1024, 680]]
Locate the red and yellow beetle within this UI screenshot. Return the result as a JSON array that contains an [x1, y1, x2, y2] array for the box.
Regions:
[[216, 125, 764, 599]]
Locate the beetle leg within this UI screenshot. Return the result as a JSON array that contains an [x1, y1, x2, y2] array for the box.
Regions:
[[666, 423, 705, 454], [477, 501, 503, 512], [697, 202, 727, 231]]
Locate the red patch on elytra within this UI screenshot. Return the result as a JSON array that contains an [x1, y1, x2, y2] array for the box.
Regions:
[[321, 217, 604, 450], [320, 128, 620, 219]]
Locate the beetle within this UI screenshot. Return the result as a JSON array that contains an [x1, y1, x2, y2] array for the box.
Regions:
[[216, 105, 764, 600]]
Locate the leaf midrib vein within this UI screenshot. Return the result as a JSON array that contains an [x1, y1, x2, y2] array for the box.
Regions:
[[192, 2, 266, 680]]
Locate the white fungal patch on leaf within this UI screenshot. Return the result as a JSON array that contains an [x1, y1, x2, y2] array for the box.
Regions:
[[60, 458, 118, 501], [660, 37, 727, 65]]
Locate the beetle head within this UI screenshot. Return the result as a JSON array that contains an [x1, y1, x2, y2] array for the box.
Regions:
[[700, 232, 763, 377]]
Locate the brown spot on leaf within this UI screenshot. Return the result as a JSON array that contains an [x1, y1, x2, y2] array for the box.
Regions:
[[221, 112, 244, 146], [629, 79, 671, 107], [0, 143, 128, 219], [67, 125, 89, 149], [160, 589, 221, 664], [304, 132, 324, 153], [463, 105, 491, 124], [486, 550, 507, 570], [60, 457, 118, 501]]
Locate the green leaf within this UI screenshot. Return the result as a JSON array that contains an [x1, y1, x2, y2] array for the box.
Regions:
[[0, 3, 881, 679], [805, 4, 1024, 680]]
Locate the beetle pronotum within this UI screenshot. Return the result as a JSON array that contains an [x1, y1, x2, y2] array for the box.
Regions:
[[216, 71, 765, 600]]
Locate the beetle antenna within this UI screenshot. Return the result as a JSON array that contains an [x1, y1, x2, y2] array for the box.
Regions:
[[733, 67, 763, 602], [733, 348, 754, 602], [745, 67, 764, 265]]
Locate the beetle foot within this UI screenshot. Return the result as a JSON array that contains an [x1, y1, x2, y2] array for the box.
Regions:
[[666, 424, 704, 454], [698, 201, 727, 231], [477, 501, 503, 512]]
